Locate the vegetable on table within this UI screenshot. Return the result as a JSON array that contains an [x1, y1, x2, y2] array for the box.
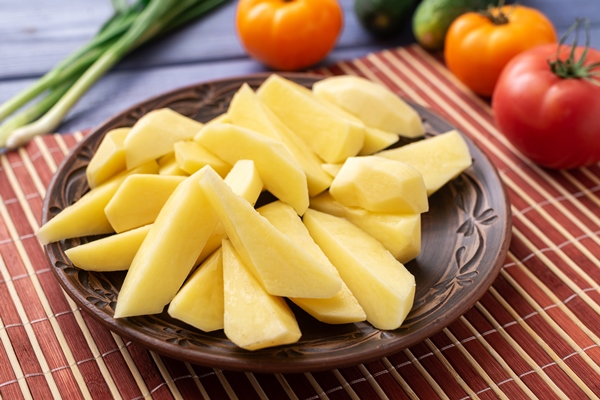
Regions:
[[235, 0, 343, 71], [0, 0, 229, 152], [444, 2, 557, 97], [412, 0, 500, 51], [353, 0, 417, 38], [492, 19, 600, 169]]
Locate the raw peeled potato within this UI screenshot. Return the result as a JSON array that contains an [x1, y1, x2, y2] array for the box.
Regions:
[[168, 248, 225, 333], [113, 166, 220, 318], [377, 129, 473, 196], [303, 209, 415, 330], [309, 191, 421, 264], [221, 239, 301, 351], [104, 174, 185, 233], [36, 160, 158, 245], [257, 201, 366, 324], [40, 73, 474, 351], [124, 108, 204, 169], [64, 224, 151, 272], [195, 122, 309, 215], [173, 140, 231, 177], [228, 83, 332, 197], [329, 156, 429, 214], [116, 159, 264, 318], [86, 127, 130, 189], [257, 74, 365, 164], [312, 75, 425, 138], [198, 166, 343, 299]]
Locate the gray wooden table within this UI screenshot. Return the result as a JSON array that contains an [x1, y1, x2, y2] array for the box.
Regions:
[[1, 0, 599, 135]]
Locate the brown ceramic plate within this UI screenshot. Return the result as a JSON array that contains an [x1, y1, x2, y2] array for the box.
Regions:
[[42, 73, 511, 373]]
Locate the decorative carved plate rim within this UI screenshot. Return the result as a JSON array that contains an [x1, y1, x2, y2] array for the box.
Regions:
[[42, 72, 512, 373]]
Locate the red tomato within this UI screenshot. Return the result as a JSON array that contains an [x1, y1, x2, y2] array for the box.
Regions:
[[236, 0, 343, 71], [492, 42, 600, 169]]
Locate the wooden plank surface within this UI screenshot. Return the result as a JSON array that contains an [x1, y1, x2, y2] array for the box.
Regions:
[[1, 0, 599, 133]]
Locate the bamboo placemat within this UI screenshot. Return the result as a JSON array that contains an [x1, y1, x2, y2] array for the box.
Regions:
[[1, 44, 600, 399]]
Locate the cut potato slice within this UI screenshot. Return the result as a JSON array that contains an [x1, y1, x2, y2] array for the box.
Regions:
[[36, 160, 158, 245], [330, 156, 428, 214], [174, 140, 231, 177], [86, 127, 130, 188], [114, 166, 220, 318], [168, 248, 225, 332], [360, 127, 399, 156], [376, 130, 473, 196], [228, 83, 332, 196], [198, 167, 342, 299], [257, 201, 366, 324], [104, 174, 185, 233], [313, 75, 424, 138], [157, 152, 188, 176], [124, 108, 203, 169], [195, 122, 308, 215], [65, 225, 151, 271], [222, 159, 263, 206], [257, 74, 365, 164], [303, 209, 415, 330], [221, 239, 301, 351], [196, 159, 264, 264], [321, 162, 343, 178], [310, 191, 421, 263]]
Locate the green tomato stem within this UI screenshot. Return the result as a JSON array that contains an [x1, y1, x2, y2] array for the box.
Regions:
[[548, 18, 600, 84]]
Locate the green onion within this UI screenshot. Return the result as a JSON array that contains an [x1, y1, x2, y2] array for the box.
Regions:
[[0, 0, 229, 151]]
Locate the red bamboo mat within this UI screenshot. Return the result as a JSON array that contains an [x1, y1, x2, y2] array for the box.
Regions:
[[1, 44, 600, 399]]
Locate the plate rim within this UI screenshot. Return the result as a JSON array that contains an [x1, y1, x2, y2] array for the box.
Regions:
[[42, 72, 512, 373]]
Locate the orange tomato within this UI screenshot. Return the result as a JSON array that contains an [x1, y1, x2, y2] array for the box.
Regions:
[[236, 0, 343, 71], [444, 5, 557, 97]]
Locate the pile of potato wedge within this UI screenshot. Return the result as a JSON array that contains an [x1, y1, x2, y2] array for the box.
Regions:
[[38, 74, 473, 351]]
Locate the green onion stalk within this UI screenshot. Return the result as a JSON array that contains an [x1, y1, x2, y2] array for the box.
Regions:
[[0, 0, 229, 151]]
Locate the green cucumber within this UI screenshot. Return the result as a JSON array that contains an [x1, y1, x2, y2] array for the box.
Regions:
[[412, 0, 500, 51], [354, 0, 418, 37]]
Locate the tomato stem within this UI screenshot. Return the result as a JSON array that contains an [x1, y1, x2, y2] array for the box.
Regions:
[[548, 18, 600, 85], [479, 0, 512, 26]]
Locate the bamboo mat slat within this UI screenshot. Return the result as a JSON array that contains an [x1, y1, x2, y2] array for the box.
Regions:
[[1, 45, 599, 399]]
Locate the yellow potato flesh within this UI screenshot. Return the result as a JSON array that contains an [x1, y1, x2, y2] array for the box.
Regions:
[[310, 191, 421, 263], [303, 209, 415, 330], [222, 239, 301, 351], [313, 75, 424, 138], [104, 174, 185, 233], [321, 162, 343, 178], [330, 156, 428, 214], [222, 159, 263, 207], [157, 152, 188, 176], [65, 224, 151, 271], [114, 166, 220, 318], [168, 248, 225, 332], [257, 74, 365, 164], [258, 201, 365, 324], [60, 75, 454, 350], [360, 127, 399, 156], [228, 83, 332, 196], [174, 140, 231, 177], [196, 159, 264, 265], [86, 127, 130, 189], [195, 122, 309, 215], [124, 108, 203, 169], [198, 167, 342, 299], [36, 160, 158, 245], [377, 129, 473, 196]]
